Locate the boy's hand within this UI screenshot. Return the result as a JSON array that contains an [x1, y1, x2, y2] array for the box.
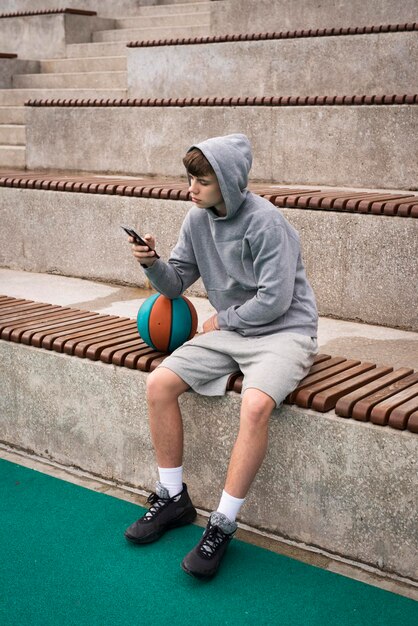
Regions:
[[202, 314, 220, 333], [129, 233, 157, 267]]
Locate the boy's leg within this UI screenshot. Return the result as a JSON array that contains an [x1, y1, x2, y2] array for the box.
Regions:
[[224, 387, 275, 498], [147, 366, 190, 468], [124, 367, 195, 544], [181, 388, 275, 579]]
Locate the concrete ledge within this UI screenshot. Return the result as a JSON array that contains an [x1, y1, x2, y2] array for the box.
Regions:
[[127, 32, 418, 99], [1, 338, 417, 582], [1, 187, 417, 330], [0, 13, 114, 59], [211, 0, 418, 35], [25, 105, 418, 189], [0, 57, 39, 89]]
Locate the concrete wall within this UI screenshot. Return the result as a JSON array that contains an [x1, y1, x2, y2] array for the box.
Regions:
[[0, 0, 205, 17], [26, 105, 418, 189], [128, 32, 418, 99], [1, 339, 417, 582], [0, 13, 114, 58], [0, 57, 39, 88], [211, 0, 418, 35], [0, 187, 417, 331]]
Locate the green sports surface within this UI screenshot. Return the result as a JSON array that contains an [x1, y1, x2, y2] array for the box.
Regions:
[[0, 458, 417, 626]]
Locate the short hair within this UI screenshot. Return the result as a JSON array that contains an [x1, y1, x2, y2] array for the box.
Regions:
[[183, 148, 214, 177]]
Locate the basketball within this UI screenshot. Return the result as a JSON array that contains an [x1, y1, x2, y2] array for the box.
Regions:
[[137, 293, 198, 353]]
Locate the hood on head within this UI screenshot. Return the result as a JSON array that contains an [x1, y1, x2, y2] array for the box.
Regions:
[[187, 133, 252, 220]]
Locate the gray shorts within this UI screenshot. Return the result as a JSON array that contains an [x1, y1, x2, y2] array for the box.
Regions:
[[157, 330, 318, 408]]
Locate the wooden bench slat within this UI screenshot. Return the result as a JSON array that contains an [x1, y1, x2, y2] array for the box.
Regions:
[[294, 362, 376, 408], [50, 317, 126, 352], [335, 368, 413, 417], [407, 411, 418, 433], [357, 194, 410, 213], [30, 311, 99, 350], [1, 295, 417, 433], [70, 323, 137, 357], [0, 301, 51, 316], [99, 338, 146, 364], [388, 396, 418, 430], [111, 343, 154, 367], [7, 310, 83, 342], [287, 359, 360, 403], [0, 297, 30, 306], [38, 315, 116, 349], [0, 307, 71, 338], [83, 330, 140, 360], [310, 366, 393, 412], [19, 312, 100, 345], [142, 353, 167, 371], [370, 383, 418, 425], [351, 373, 418, 421]]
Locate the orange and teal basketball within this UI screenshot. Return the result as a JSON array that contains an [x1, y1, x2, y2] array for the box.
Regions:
[[137, 293, 198, 353]]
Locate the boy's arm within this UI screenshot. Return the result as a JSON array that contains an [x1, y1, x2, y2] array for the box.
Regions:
[[144, 216, 200, 298], [217, 225, 299, 330]]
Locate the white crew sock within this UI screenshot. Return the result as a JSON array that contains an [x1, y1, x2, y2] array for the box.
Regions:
[[158, 466, 183, 498], [216, 489, 245, 522]]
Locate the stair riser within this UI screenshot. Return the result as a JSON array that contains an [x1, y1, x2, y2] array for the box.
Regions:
[[93, 24, 211, 43], [114, 12, 210, 29], [136, 2, 214, 16], [25, 105, 418, 190], [40, 57, 126, 74], [127, 33, 418, 99], [0, 145, 25, 167], [66, 42, 129, 58], [13, 73, 127, 90], [0, 125, 25, 146], [0, 107, 25, 124], [0, 188, 417, 331]]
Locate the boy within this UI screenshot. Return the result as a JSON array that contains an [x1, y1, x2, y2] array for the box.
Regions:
[[125, 134, 318, 579]]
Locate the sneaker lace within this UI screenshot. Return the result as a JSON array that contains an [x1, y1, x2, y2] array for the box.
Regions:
[[143, 491, 168, 521], [199, 524, 227, 559]]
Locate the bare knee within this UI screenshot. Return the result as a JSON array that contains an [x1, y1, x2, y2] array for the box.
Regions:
[[241, 389, 275, 430], [146, 367, 189, 404]]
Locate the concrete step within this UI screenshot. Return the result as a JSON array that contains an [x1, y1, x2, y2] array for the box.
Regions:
[[212, 0, 418, 36], [66, 42, 130, 58], [0, 182, 416, 331], [24, 103, 418, 189], [0, 124, 25, 146], [135, 2, 215, 15], [1, 267, 417, 371], [127, 31, 418, 99], [0, 145, 25, 168], [0, 106, 25, 125], [92, 24, 211, 43], [13, 72, 127, 90], [39, 56, 127, 74], [114, 12, 210, 29], [0, 267, 417, 584], [0, 89, 127, 105]]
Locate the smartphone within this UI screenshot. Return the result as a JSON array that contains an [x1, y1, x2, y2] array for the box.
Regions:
[[121, 226, 160, 259]]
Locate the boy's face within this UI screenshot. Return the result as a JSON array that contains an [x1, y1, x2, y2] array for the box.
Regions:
[[188, 173, 226, 216]]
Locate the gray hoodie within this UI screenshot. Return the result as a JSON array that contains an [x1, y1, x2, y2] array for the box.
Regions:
[[145, 134, 318, 338]]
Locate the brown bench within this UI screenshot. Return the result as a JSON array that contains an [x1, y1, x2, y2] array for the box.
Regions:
[[0, 9, 96, 19], [1, 295, 417, 433], [1, 171, 417, 217]]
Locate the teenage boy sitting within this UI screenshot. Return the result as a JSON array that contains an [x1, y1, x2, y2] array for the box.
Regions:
[[124, 133, 318, 579]]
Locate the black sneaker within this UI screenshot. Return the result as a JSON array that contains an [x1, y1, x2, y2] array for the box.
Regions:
[[124, 482, 197, 544], [181, 512, 237, 579]]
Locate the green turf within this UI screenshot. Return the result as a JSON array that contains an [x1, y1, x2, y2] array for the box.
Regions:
[[0, 458, 416, 626]]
